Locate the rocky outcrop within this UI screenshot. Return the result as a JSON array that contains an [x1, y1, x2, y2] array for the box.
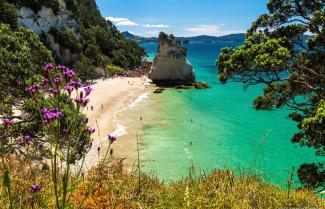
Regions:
[[149, 32, 195, 84], [16, 1, 79, 64]]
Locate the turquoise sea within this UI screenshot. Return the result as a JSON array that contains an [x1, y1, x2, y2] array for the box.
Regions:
[[136, 42, 320, 187]]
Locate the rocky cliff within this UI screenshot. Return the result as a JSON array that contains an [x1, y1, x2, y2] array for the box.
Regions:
[[16, 0, 79, 64], [149, 32, 195, 84]]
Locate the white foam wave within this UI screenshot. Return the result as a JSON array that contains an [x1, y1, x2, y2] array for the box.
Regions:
[[128, 92, 149, 108], [112, 123, 127, 137]]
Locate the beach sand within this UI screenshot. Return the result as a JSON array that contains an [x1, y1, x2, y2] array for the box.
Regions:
[[82, 76, 154, 170]]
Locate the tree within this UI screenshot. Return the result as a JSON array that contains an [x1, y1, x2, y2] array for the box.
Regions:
[[217, 0, 325, 189], [0, 1, 18, 29], [0, 23, 53, 114]]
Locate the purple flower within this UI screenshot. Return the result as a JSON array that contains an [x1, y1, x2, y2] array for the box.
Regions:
[[53, 77, 62, 85], [32, 84, 41, 91], [2, 118, 13, 126], [3, 131, 10, 139], [23, 134, 31, 142], [44, 64, 54, 72], [84, 86, 92, 96], [43, 78, 49, 85], [29, 184, 41, 193], [108, 134, 117, 143], [69, 80, 83, 89], [75, 98, 89, 107], [48, 88, 58, 96], [64, 85, 74, 94], [86, 128, 95, 135], [56, 65, 67, 72], [25, 84, 41, 97], [63, 68, 75, 79], [37, 144, 44, 149], [41, 108, 63, 124]]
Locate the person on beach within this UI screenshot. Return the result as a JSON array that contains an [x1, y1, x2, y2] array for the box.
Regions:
[[91, 106, 94, 111], [101, 104, 103, 110]]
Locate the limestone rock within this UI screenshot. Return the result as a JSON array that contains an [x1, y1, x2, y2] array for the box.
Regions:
[[149, 32, 195, 84], [17, 2, 79, 64], [194, 82, 209, 89]]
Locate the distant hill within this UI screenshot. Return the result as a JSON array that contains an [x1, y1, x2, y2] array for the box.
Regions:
[[122, 31, 246, 44]]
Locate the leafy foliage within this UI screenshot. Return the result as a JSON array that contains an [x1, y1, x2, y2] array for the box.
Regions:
[[217, 0, 325, 189], [0, 0, 147, 80], [50, 28, 82, 54], [0, 23, 53, 113], [10, 0, 60, 14], [0, 1, 18, 29], [106, 64, 124, 76]]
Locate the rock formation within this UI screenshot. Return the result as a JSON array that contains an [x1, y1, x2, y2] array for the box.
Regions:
[[17, 1, 79, 64], [149, 32, 195, 84]]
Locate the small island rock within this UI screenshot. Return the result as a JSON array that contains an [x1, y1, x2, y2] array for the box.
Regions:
[[149, 32, 195, 84]]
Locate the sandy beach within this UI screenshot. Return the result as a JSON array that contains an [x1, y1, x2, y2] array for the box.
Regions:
[[82, 76, 154, 169]]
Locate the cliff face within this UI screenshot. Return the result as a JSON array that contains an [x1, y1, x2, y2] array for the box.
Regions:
[[17, 2, 78, 35], [149, 32, 195, 84], [16, 0, 79, 64]]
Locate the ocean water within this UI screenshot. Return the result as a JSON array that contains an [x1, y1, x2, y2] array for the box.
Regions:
[[135, 42, 320, 187]]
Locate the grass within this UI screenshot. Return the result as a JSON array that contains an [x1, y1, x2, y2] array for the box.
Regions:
[[0, 155, 323, 209]]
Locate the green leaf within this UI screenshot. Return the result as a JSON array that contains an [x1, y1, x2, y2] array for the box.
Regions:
[[3, 169, 10, 187]]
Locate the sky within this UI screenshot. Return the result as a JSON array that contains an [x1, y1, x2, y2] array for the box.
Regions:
[[96, 0, 268, 37]]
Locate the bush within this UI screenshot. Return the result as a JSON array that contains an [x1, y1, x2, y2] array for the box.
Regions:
[[51, 28, 82, 54], [0, 2, 18, 29], [73, 53, 98, 80], [11, 0, 60, 15], [107, 64, 124, 76], [0, 23, 53, 113]]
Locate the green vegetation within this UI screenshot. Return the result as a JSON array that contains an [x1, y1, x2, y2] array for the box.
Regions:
[[0, 0, 147, 80], [50, 28, 82, 54], [0, 157, 323, 208], [10, 0, 60, 14], [107, 64, 124, 76], [0, 1, 17, 29], [0, 23, 53, 113], [217, 0, 325, 189]]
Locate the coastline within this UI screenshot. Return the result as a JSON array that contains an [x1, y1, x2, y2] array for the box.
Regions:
[[82, 76, 155, 170]]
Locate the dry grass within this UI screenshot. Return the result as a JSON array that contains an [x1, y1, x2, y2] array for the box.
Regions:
[[0, 156, 324, 209]]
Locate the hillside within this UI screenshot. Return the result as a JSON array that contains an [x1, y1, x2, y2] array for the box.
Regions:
[[122, 31, 246, 44], [0, 0, 146, 80]]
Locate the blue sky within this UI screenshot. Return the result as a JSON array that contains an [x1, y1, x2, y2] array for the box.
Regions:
[[96, 0, 268, 37]]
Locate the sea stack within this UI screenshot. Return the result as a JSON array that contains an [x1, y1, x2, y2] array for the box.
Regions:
[[149, 32, 195, 84]]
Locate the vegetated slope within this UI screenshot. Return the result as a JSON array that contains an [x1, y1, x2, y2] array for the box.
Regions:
[[1, 0, 146, 80]]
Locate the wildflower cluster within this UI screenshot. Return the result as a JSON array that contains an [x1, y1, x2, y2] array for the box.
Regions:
[[0, 64, 95, 208], [41, 108, 64, 124]]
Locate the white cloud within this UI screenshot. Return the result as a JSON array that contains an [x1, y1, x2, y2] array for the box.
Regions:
[[106, 16, 138, 26], [183, 25, 242, 36], [143, 24, 170, 28]]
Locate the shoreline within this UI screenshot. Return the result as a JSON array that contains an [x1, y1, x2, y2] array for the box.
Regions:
[[82, 76, 155, 170]]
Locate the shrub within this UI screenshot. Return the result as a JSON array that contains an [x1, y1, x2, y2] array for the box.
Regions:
[[11, 0, 60, 15], [0, 2, 18, 29], [0, 64, 117, 209], [51, 28, 82, 54], [106, 64, 124, 76], [0, 23, 53, 113], [73, 53, 98, 80]]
